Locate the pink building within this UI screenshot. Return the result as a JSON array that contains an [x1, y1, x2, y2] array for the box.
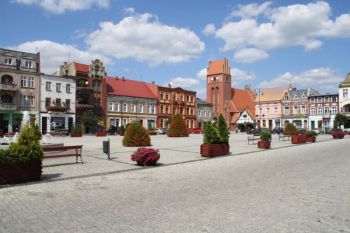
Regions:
[[255, 87, 286, 129]]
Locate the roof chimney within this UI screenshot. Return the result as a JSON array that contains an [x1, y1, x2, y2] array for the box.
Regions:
[[168, 83, 171, 88], [122, 76, 125, 81], [151, 81, 155, 85]]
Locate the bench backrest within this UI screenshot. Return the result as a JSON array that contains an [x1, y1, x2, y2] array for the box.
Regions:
[[43, 145, 83, 152]]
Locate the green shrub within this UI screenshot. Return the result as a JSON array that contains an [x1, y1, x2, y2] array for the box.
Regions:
[[167, 114, 189, 137], [260, 130, 271, 141], [123, 122, 151, 147], [203, 122, 222, 144], [218, 114, 229, 143], [72, 122, 82, 133], [284, 123, 297, 135], [305, 131, 317, 137], [0, 123, 43, 166]]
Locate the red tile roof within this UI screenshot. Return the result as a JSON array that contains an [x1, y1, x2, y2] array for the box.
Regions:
[[75, 62, 89, 73], [106, 77, 158, 99], [230, 88, 255, 120], [207, 58, 231, 76]]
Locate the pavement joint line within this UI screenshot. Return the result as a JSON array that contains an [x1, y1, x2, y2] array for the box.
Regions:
[[1, 137, 347, 189]]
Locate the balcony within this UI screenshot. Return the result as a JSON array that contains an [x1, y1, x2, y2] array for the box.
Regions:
[[0, 83, 17, 91], [0, 103, 17, 110], [46, 104, 69, 112], [322, 114, 331, 119]]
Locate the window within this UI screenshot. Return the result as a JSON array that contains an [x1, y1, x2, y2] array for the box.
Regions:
[[266, 108, 270, 115], [325, 97, 329, 102], [4, 58, 12, 65], [131, 104, 136, 113], [317, 97, 322, 103], [25, 60, 33, 68], [274, 107, 278, 114], [324, 106, 330, 114], [21, 95, 34, 107], [160, 92, 164, 99], [198, 110, 201, 117], [45, 98, 51, 107], [122, 103, 128, 112], [259, 107, 262, 114], [284, 106, 290, 114], [317, 106, 323, 115], [152, 105, 156, 114], [343, 89, 348, 98], [56, 83, 61, 92], [65, 99, 70, 109], [55, 98, 61, 106], [332, 106, 337, 114], [208, 111, 211, 117], [21, 76, 34, 88], [310, 97, 315, 103], [66, 84, 71, 93], [293, 105, 298, 114], [139, 104, 144, 113], [301, 105, 306, 114], [160, 105, 164, 113], [115, 103, 120, 112], [203, 111, 206, 117], [283, 94, 289, 101], [108, 102, 114, 111], [165, 93, 169, 100], [332, 96, 337, 102], [92, 80, 101, 92], [46, 82, 51, 91], [310, 107, 315, 115]]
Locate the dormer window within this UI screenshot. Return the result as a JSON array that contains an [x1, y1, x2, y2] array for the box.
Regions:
[[4, 58, 12, 65], [25, 60, 33, 68], [94, 66, 100, 76], [294, 95, 298, 99], [302, 94, 306, 98]]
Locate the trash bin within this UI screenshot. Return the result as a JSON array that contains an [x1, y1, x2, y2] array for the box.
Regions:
[[103, 139, 110, 159]]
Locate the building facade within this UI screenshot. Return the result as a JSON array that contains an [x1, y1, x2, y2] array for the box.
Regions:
[[157, 85, 196, 129], [0, 48, 40, 135], [281, 87, 319, 129], [308, 93, 339, 133], [56, 60, 107, 133], [339, 73, 350, 117], [40, 74, 76, 134], [255, 87, 285, 129], [106, 77, 158, 130], [206, 58, 255, 131], [196, 98, 213, 129]]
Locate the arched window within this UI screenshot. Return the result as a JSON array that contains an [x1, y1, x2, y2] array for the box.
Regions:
[[94, 66, 100, 76], [1, 75, 13, 85], [1, 94, 13, 103]]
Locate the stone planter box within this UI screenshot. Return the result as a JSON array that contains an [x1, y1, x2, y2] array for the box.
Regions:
[[306, 136, 316, 143], [70, 132, 82, 137], [200, 144, 230, 157], [257, 140, 271, 149], [96, 132, 107, 137], [0, 160, 42, 185], [291, 135, 307, 144]]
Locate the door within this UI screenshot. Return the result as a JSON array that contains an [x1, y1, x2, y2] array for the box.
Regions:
[[68, 117, 73, 132], [268, 120, 273, 129], [42, 117, 47, 134]]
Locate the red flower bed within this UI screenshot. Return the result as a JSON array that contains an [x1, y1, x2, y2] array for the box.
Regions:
[[332, 130, 345, 139], [131, 147, 160, 166]]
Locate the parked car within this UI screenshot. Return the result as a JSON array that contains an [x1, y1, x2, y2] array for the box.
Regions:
[[156, 128, 168, 135], [272, 127, 283, 134]]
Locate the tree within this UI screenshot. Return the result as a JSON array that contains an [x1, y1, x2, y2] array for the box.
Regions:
[[217, 114, 229, 143], [334, 114, 348, 129], [167, 114, 189, 137], [123, 122, 151, 147], [81, 110, 98, 131]]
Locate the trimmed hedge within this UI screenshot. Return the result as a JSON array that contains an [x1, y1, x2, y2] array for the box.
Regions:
[[122, 122, 151, 147], [167, 114, 189, 137], [284, 123, 297, 135]]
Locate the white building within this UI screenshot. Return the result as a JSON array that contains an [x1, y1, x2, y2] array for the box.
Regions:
[[339, 73, 350, 117], [40, 74, 76, 134]]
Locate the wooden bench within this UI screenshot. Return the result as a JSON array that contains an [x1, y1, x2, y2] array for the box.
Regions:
[[43, 145, 83, 163], [278, 134, 291, 141], [247, 135, 260, 145]]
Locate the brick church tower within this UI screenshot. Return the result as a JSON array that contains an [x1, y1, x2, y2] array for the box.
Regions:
[[206, 58, 232, 122]]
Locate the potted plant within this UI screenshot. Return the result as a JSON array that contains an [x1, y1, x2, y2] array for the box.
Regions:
[[70, 123, 82, 137], [0, 123, 43, 185], [131, 147, 160, 166], [258, 130, 271, 149], [200, 114, 230, 157], [305, 131, 317, 142], [96, 120, 107, 137], [331, 129, 345, 139]]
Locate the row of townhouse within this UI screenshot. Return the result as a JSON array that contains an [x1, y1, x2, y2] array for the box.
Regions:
[[0, 48, 207, 135]]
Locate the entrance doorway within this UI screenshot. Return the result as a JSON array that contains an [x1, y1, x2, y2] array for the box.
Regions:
[[42, 117, 47, 134]]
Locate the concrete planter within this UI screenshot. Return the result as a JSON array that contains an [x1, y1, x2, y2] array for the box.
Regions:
[[291, 135, 307, 144], [306, 136, 316, 143], [0, 160, 42, 185], [257, 140, 271, 149], [96, 132, 107, 137], [70, 132, 82, 137], [200, 144, 230, 157]]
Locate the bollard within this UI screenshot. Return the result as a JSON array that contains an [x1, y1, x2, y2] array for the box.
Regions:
[[103, 139, 110, 159]]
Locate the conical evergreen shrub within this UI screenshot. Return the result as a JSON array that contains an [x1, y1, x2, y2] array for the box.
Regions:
[[122, 122, 151, 147], [167, 114, 189, 137]]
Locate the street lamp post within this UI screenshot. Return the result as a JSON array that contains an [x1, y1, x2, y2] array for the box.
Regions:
[[255, 88, 263, 128]]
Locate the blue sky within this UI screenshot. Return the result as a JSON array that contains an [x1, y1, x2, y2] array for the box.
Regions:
[[1, 0, 350, 97]]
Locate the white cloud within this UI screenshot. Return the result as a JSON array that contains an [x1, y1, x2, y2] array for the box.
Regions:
[[124, 7, 135, 14], [13, 0, 109, 14], [167, 77, 200, 89], [210, 1, 350, 63], [196, 68, 207, 80], [202, 24, 216, 36], [231, 68, 256, 85], [259, 67, 343, 92], [231, 1, 272, 19], [87, 13, 205, 66], [233, 48, 269, 63], [8, 40, 107, 73]]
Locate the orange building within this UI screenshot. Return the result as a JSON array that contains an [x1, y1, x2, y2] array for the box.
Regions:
[[157, 85, 196, 129], [206, 58, 255, 131]]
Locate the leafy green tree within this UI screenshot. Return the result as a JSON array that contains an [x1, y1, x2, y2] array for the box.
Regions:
[[217, 114, 229, 143], [334, 114, 348, 129], [203, 122, 222, 144], [81, 110, 98, 131]]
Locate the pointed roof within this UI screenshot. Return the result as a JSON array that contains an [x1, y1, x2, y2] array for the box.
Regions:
[[207, 58, 231, 76], [344, 73, 350, 83], [255, 87, 286, 102], [106, 77, 158, 99], [229, 88, 255, 120], [75, 62, 89, 73]]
